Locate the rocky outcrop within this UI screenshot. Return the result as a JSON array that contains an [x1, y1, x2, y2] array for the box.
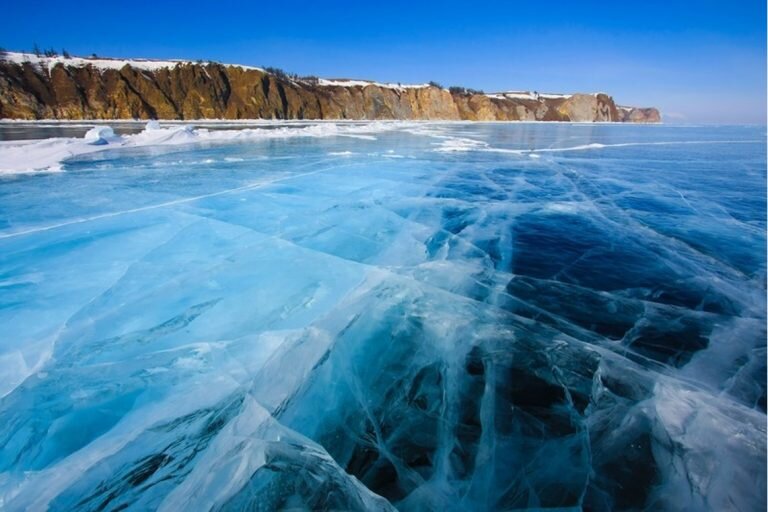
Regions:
[[0, 57, 660, 122], [617, 106, 662, 123]]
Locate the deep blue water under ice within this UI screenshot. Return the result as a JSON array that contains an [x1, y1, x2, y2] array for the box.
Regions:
[[0, 123, 765, 511]]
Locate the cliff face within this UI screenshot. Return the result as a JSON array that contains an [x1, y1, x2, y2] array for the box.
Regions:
[[0, 58, 660, 122]]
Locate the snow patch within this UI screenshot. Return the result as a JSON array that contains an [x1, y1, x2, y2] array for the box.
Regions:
[[317, 78, 430, 90], [0, 51, 264, 73], [485, 91, 574, 101]]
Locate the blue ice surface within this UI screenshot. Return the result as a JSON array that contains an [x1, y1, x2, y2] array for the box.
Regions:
[[0, 123, 765, 511]]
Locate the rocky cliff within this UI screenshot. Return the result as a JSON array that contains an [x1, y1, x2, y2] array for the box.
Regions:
[[0, 53, 660, 122]]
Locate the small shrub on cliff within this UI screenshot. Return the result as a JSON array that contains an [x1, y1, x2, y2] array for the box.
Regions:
[[43, 48, 58, 58], [428, 81, 443, 89], [32, 43, 41, 57], [300, 75, 319, 86], [264, 66, 288, 80], [62, 49, 71, 58], [263, 67, 302, 81], [449, 86, 485, 96]]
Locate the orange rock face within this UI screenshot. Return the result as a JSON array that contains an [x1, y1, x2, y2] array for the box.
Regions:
[[0, 61, 660, 122]]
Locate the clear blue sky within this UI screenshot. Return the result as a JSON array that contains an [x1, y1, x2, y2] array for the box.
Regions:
[[3, 0, 766, 123]]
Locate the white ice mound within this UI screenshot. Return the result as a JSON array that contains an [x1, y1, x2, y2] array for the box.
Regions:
[[132, 124, 197, 145], [84, 126, 119, 145]]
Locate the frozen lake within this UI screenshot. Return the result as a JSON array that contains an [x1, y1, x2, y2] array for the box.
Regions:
[[0, 121, 765, 511]]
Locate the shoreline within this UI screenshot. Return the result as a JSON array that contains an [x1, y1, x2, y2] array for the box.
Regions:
[[0, 118, 670, 126], [0, 121, 762, 176]]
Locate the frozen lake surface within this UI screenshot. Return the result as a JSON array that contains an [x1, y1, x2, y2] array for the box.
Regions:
[[0, 122, 765, 511]]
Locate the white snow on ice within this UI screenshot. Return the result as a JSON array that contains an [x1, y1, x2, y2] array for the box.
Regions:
[[0, 121, 415, 174]]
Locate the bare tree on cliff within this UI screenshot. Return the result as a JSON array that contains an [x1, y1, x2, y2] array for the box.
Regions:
[[33, 43, 41, 57], [300, 75, 319, 86], [449, 86, 485, 96]]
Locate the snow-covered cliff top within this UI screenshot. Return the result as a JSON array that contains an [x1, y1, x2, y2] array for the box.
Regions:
[[0, 52, 431, 89], [316, 78, 430, 90], [0, 51, 263, 72]]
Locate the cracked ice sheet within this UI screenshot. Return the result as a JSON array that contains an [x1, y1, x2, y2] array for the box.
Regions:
[[0, 215, 382, 509], [0, 122, 765, 511]]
